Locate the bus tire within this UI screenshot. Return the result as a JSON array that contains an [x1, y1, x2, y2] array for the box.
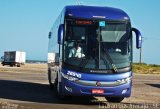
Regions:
[[55, 75, 67, 100], [105, 97, 124, 103], [48, 69, 55, 89], [17, 64, 20, 67]]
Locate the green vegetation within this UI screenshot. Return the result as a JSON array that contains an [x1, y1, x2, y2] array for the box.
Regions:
[[132, 63, 160, 74]]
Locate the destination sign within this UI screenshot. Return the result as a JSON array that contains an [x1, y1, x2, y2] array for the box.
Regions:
[[75, 20, 93, 25]]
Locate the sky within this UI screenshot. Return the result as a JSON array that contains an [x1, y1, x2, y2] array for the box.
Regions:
[[0, 0, 160, 64]]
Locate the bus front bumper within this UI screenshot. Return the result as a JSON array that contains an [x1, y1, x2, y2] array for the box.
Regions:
[[61, 77, 132, 97]]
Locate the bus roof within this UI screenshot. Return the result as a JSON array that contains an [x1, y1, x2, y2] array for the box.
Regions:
[[65, 5, 130, 21]]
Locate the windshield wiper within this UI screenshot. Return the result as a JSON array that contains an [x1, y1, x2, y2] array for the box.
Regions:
[[102, 48, 118, 73]]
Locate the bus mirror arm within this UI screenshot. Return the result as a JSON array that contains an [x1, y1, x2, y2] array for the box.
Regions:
[[58, 24, 64, 45], [132, 28, 142, 49]]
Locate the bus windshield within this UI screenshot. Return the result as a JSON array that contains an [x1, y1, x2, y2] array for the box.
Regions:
[[63, 19, 132, 72]]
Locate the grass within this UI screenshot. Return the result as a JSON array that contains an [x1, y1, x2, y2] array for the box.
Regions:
[[132, 63, 160, 74]]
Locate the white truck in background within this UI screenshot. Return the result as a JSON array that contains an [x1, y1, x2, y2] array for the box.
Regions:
[[1, 51, 26, 67]]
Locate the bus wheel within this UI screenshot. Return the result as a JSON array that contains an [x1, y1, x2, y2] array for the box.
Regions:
[[105, 97, 124, 103], [48, 69, 55, 89], [55, 75, 66, 100], [17, 64, 20, 67]]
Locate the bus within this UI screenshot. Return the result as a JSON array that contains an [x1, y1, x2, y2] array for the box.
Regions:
[[48, 5, 142, 102]]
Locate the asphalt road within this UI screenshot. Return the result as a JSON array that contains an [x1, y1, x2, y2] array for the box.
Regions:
[[0, 65, 159, 109]]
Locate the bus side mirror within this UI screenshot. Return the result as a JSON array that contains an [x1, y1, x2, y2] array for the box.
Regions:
[[132, 28, 142, 49], [58, 24, 64, 45]]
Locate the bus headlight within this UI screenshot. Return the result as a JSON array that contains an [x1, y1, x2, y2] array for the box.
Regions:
[[125, 77, 131, 82], [117, 77, 132, 84], [67, 76, 79, 81], [62, 73, 79, 81]]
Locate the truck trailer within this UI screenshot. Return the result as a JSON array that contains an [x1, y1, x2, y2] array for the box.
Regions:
[[1, 51, 26, 67]]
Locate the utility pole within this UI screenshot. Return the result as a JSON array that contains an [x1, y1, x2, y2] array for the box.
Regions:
[[139, 47, 142, 64], [139, 37, 144, 64]]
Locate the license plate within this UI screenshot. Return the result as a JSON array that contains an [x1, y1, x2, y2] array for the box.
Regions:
[[92, 89, 104, 94]]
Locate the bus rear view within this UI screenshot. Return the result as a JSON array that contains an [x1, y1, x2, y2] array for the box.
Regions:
[[48, 5, 142, 102]]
